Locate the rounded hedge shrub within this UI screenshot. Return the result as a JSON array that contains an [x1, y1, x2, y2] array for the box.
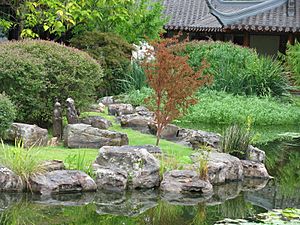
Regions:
[[0, 94, 16, 137], [177, 41, 288, 96], [0, 40, 103, 127], [70, 31, 134, 96]]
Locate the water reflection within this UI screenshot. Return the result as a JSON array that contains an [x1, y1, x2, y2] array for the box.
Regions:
[[259, 139, 300, 205], [0, 139, 298, 224], [0, 178, 289, 225]]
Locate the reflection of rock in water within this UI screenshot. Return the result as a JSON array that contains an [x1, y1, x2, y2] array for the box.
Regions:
[[241, 178, 269, 192], [0, 193, 23, 211], [208, 179, 268, 206], [95, 189, 159, 216], [31, 192, 96, 206], [161, 192, 212, 206], [208, 182, 243, 206], [245, 179, 300, 210]]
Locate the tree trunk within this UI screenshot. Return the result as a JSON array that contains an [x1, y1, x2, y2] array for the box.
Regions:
[[155, 135, 160, 146], [156, 127, 161, 146]]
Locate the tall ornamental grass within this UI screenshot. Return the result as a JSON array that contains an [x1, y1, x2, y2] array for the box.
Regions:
[[177, 41, 288, 97], [0, 141, 45, 190], [285, 42, 300, 85]]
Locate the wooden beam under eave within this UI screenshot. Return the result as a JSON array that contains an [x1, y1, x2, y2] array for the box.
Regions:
[[288, 33, 295, 45], [243, 32, 250, 47]]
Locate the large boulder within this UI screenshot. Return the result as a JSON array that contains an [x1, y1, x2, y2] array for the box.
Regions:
[[246, 145, 266, 163], [160, 170, 213, 195], [207, 152, 244, 184], [100, 96, 114, 106], [135, 106, 154, 117], [0, 166, 24, 192], [80, 116, 112, 130], [178, 129, 221, 149], [41, 160, 65, 172], [120, 114, 153, 132], [5, 123, 48, 148], [94, 167, 127, 192], [108, 104, 135, 116], [94, 146, 160, 189], [241, 160, 270, 179], [89, 103, 106, 113], [30, 170, 97, 195], [134, 145, 162, 154], [148, 123, 179, 140], [63, 124, 128, 148]]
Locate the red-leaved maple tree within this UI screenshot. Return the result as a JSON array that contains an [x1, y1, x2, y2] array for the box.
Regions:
[[142, 37, 211, 146]]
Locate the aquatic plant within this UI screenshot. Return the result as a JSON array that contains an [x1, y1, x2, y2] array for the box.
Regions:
[[221, 124, 253, 159], [196, 149, 210, 181]]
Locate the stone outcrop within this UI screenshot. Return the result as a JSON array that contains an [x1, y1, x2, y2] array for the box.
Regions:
[[177, 129, 222, 149], [30, 170, 97, 195], [41, 160, 65, 172], [80, 116, 112, 129], [207, 152, 244, 184], [63, 124, 128, 148], [89, 103, 106, 113], [160, 170, 213, 194], [108, 104, 135, 116], [135, 106, 154, 117], [94, 146, 160, 190], [120, 114, 153, 132], [0, 166, 24, 192], [246, 145, 266, 163], [5, 123, 48, 148], [134, 145, 162, 154], [148, 123, 179, 139], [94, 167, 127, 192], [100, 96, 114, 106], [241, 160, 270, 179]]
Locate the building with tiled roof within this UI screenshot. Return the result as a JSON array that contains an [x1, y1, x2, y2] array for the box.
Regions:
[[163, 0, 300, 54]]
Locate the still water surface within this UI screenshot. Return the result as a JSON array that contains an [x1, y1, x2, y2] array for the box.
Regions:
[[0, 136, 299, 224]]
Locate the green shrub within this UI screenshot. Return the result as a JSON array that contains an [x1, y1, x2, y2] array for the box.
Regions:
[[285, 42, 300, 85], [221, 124, 253, 159], [0, 94, 16, 138], [70, 31, 134, 96], [177, 41, 288, 96], [180, 90, 300, 126], [0, 40, 103, 127]]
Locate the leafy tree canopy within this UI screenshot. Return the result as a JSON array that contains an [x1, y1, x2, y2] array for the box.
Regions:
[[0, 0, 166, 43]]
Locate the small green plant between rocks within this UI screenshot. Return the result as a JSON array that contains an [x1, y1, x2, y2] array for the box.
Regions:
[[0, 141, 46, 190]]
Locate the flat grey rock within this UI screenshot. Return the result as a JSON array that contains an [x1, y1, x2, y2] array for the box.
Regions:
[[63, 123, 128, 148]]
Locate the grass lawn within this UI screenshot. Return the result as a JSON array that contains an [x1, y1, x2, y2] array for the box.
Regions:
[[28, 111, 193, 170]]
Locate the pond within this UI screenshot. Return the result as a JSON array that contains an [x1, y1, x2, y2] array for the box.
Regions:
[[0, 133, 299, 224]]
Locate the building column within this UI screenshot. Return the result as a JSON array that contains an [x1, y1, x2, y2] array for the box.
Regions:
[[288, 33, 295, 45], [243, 32, 250, 47]]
